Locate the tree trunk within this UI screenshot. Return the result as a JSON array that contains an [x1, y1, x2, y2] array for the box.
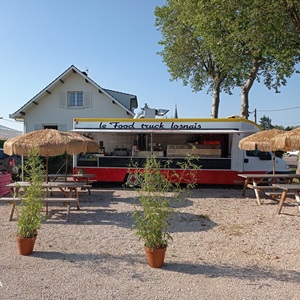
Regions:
[[240, 59, 262, 119], [240, 86, 249, 119], [211, 80, 221, 118]]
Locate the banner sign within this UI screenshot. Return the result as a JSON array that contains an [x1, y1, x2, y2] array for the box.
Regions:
[[74, 119, 242, 131]]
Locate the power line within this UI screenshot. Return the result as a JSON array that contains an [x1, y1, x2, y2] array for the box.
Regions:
[[257, 105, 300, 112]]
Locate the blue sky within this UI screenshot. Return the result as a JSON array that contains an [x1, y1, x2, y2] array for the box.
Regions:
[[1, 0, 299, 131]]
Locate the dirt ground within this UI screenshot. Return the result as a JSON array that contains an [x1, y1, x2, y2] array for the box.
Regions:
[[0, 186, 300, 300]]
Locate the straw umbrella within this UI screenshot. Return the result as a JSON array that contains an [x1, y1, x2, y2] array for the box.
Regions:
[[270, 128, 300, 151], [270, 127, 300, 173], [239, 128, 286, 175], [3, 129, 99, 181]]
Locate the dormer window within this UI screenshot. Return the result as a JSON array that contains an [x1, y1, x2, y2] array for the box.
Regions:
[[67, 91, 83, 107]]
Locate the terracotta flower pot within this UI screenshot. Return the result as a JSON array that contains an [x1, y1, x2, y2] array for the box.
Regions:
[[144, 246, 167, 268], [16, 236, 37, 255]]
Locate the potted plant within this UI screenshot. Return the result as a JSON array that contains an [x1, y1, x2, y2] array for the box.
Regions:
[[16, 149, 46, 255], [129, 155, 198, 268]]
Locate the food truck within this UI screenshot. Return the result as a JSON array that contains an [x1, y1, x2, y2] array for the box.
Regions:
[[72, 117, 290, 185]]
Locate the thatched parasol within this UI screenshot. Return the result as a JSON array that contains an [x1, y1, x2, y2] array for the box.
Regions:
[[4, 129, 99, 181], [270, 127, 300, 151], [270, 127, 300, 174], [239, 129, 286, 175], [239, 129, 285, 151]]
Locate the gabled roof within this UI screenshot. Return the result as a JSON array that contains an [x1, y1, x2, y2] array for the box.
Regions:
[[104, 88, 138, 112], [0, 125, 22, 140], [10, 65, 138, 120]]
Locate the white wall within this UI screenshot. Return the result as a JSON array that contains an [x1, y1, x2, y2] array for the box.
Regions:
[[24, 72, 132, 133]]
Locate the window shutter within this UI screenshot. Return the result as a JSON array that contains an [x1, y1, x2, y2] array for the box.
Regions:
[[83, 91, 91, 107], [59, 92, 67, 107], [34, 124, 43, 130], [58, 124, 67, 131]]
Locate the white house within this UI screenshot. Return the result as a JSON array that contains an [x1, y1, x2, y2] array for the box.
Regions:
[[9, 65, 138, 133]]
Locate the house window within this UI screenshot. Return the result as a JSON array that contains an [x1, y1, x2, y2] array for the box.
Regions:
[[67, 92, 83, 107], [43, 125, 58, 130], [60, 91, 91, 108]]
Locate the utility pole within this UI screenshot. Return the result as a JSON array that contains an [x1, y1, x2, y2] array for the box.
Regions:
[[248, 109, 257, 123]]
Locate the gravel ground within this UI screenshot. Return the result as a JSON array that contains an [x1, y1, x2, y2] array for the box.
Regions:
[[0, 185, 300, 300]]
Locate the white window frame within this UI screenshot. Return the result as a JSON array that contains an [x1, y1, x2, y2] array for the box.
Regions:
[[67, 91, 84, 107]]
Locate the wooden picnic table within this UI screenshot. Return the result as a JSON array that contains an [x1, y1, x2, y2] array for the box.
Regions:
[[238, 173, 300, 205], [1, 181, 84, 221], [272, 183, 300, 214], [48, 173, 94, 181], [47, 173, 95, 194], [7, 181, 84, 198]]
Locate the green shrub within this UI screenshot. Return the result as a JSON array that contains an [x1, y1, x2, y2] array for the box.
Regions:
[[128, 155, 199, 249], [17, 148, 46, 238]]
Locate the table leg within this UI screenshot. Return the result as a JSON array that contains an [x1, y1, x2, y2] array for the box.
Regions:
[[276, 190, 288, 214], [13, 187, 20, 198], [67, 187, 80, 210], [253, 181, 262, 205], [86, 178, 91, 195], [58, 187, 69, 197], [295, 191, 300, 213], [79, 177, 91, 195], [242, 179, 249, 196], [66, 202, 70, 221], [45, 202, 49, 215], [9, 202, 16, 221], [74, 188, 80, 210]]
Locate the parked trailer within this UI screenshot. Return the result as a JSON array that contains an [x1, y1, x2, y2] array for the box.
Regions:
[[72, 117, 290, 185]]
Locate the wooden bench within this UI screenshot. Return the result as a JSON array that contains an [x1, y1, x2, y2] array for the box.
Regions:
[[249, 185, 274, 190], [248, 185, 296, 205], [265, 192, 295, 198], [247, 185, 282, 205], [0, 197, 79, 222]]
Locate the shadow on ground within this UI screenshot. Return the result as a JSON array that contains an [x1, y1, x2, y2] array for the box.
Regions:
[[31, 250, 300, 284]]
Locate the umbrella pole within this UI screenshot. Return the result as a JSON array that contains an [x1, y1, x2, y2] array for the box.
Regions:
[[65, 155, 68, 175], [21, 155, 24, 181], [272, 151, 276, 183], [46, 156, 49, 183]]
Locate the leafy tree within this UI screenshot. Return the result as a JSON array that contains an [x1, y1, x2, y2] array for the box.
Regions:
[[192, 0, 300, 118], [225, 0, 300, 118], [155, 0, 300, 119], [155, 1, 237, 118], [274, 125, 285, 130], [259, 115, 274, 130]]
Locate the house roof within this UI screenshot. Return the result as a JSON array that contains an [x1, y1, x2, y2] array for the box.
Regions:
[[0, 125, 22, 140], [10, 65, 138, 120], [103, 88, 138, 112]]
